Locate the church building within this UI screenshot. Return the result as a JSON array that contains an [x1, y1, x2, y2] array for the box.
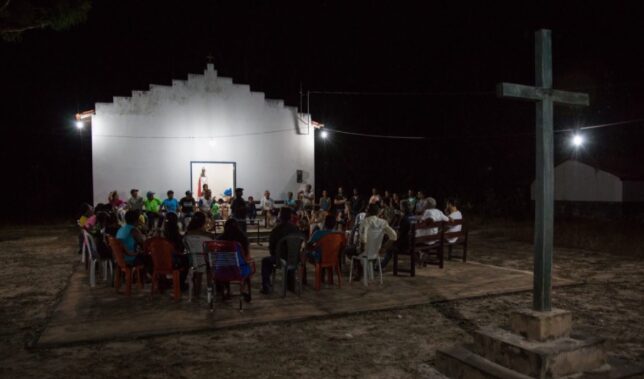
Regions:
[[89, 63, 315, 205]]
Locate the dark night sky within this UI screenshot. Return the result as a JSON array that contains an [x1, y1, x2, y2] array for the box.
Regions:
[[2, 1, 644, 221]]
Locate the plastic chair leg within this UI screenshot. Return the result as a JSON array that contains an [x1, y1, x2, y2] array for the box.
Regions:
[[136, 268, 144, 289], [362, 258, 368, 286], [348, 259, 354, 286], [125, 268, 132, 296], [90, 259, 97, 288], [377, 256, 383, 285], [314, 265, 321, 291], [173, 271, 181, 302], [187, 268, 194, 302], [114, 269, 121, 292], [335, 265, 342, 288], [281, 266, 287, 298]]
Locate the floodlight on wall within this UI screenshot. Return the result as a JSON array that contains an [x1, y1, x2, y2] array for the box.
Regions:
[[75, 120, 84, 129], [320, 130, 329, 139], [571, 133, 584, 148]]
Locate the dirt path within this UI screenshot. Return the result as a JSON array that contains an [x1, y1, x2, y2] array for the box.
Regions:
[[0, 225, 642, 378]]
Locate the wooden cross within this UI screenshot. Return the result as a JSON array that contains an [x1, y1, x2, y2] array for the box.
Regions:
[[497, 29, 589, 311]]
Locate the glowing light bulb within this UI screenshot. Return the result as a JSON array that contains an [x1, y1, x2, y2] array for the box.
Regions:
[[320, 130, 328, 139], [571, 133, 584, 147], [75, 120, 84, 129]]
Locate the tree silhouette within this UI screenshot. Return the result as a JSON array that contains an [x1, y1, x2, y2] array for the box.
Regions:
[[0, 0, 91, 41]]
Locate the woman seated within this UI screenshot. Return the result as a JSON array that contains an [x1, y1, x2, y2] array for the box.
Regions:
[[162, 212, 189, 269], [116, 210, 151, 271], [216, 219, 253, 301]]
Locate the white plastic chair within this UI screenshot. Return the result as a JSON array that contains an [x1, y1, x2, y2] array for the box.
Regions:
[[183, 234, 212, 301], [349, 225, 384, 286], [82, 230, 114, 287]]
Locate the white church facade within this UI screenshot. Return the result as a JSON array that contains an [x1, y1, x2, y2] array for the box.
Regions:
[[531, 159, 644, 217], [90, 64, 315, 205]]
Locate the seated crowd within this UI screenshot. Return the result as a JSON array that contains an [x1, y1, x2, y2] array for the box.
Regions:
[[77, 184, 463, 297]]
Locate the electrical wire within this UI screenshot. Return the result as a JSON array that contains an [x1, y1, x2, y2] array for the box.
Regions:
[[324, 128, 425, 140]]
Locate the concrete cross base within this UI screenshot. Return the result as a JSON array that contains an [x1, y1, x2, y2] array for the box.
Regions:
[[435, 309, 644, 379], [510, 308, 572, 341]]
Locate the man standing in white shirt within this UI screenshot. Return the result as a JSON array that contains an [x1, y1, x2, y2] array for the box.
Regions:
[[261, 190, 277, 226]]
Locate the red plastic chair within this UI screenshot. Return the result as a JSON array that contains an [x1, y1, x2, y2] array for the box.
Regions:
[[144, 237, 184, 302], [203, 240, 253, 312], [312, 232, 346, 291], [107, 236, 144, 296]]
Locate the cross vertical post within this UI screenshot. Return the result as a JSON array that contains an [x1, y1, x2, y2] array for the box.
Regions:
[[534, 29, 554, 311], [497, 29, 589, 312]]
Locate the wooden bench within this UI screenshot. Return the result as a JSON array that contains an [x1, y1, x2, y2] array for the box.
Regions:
[[393, 218, 468, 276], [444, 219, 468, 262]]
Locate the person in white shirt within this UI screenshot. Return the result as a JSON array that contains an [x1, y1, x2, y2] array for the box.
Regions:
[[353, 204, 397, 280], [302, 184, 314, 213], [261, 190, 278, 226], [198, 189, 214, 215], [444, 197, 463, 243], [417, 197, 449, 238]]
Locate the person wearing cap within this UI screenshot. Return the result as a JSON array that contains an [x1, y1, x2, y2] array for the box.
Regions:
[[161, 190, 179, 214], [180, 190, 196, 228], [144, 191, 162, 231], [127, 189, 144, 211], [230, 188, 248, 232]]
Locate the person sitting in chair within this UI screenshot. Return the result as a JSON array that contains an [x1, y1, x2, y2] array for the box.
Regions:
[[306, 215, 337, 263], [417, 197, 449, 238], [352, 204, 397, 279], [116, 210, 148, 268], [260, 207, 301, 294], [444, 197, 463, 243]]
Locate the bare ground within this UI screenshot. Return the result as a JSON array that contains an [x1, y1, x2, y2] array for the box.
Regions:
[[0, 223, 642, 379]]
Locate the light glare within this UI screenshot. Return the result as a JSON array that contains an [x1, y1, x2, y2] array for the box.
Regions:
[[75, 120, 84, 129], [572, 133, 584, 147], [320, 130, 328, 139]]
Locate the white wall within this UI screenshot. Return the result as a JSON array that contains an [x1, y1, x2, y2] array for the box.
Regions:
[[623, 181, 644, 202], [91, 64, 314, 205], [531, 160, 623, 202]]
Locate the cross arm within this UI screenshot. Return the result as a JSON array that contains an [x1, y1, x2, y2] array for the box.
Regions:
[[496, 82, 542, 102], [497, 82, 589, 107], [551, 90, 589, 106]]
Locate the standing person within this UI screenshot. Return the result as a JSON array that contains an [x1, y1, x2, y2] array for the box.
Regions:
[[198, 189, 214, 215], [415, 191, 429, 215], [260, 207, 301, 294], [349, 188, 365, 220], [369, 188, 382, 206], [392, 192, 402, 211], [247, 196, 258, 221], [197, 167, 208, 198], [161, 190, 179, 214], [211, 198, 223, 220], [179, 191, 196, 229], [383, 190, 392, 208], [143, 191, 162, 232], [285, 191, 297, 208], [302, 184, 315, 215], [127, 189, 144, 211], [334, 187, 347, 213], [402, 189, 416, 215], [319, 190, 331, 212], [231, 188, 248, 232], [260, 190, 276, 226]]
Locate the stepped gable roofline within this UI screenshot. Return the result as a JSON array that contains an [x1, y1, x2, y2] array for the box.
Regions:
[[558, 158, 644, 181], [94, 63, 295, 112]]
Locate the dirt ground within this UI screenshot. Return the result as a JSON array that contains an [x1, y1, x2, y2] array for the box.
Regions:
[[0, 222, 642, 379]]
